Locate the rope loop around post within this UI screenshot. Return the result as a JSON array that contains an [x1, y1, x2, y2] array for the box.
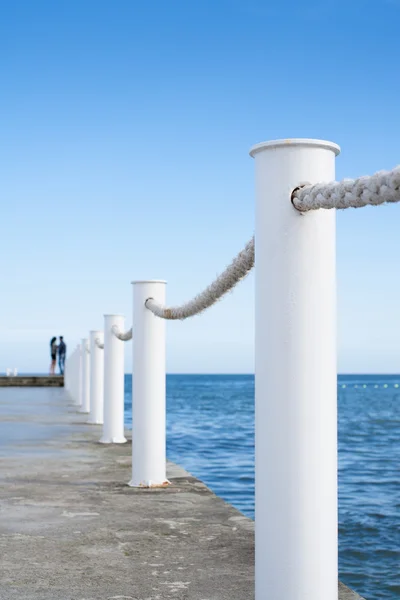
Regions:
[[111, 324, 133, 341], [145, 237, 254, 320], [292, 165, 400, 211], [95, 337, 104, 349]]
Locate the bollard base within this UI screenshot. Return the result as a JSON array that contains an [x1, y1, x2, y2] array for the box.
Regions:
[[128, 479, 171, 488], [99, 436, 127, 444]]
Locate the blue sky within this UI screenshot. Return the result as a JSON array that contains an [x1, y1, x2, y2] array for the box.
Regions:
[[0, 0, 399, 373]]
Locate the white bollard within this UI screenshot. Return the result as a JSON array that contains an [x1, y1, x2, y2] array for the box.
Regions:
[[250, 139, 340, 600], [79, 338, 90, 414], [100, 315, 126, 444], [75, 344, 82, 407], [65, 348, 76, 400], [64, 350, 71, 396], [88, 330, 104, 424], [130, 281, 167, 487], [70, 346, 80, 405]]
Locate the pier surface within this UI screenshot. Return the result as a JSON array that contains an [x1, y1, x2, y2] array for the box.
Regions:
[[0, 388, 364, 600], [0, 375, 63, 387]]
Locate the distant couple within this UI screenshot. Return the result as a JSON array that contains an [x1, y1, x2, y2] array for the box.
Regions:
[[50, 336, 66, 375]]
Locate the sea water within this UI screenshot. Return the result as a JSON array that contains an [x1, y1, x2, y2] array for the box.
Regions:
[[124, 374, 399, 600]]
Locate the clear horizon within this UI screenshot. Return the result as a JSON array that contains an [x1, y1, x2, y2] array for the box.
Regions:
[[4, 371, 400, 377]]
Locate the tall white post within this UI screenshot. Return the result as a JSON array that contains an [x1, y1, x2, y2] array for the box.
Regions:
[[130, 281, 167, 487], [64, 348, 74, 401], [76, 344, 82, 408], [64, 352, 70, 394], [72, 346, 81, 406], [79, 338, 90, 414], [250, 139, 340, 600], [88, 330, 104, 424], [100, 315, 126, 444]]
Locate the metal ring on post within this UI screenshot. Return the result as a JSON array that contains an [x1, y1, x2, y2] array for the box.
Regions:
[[290, 183, 310, 210]]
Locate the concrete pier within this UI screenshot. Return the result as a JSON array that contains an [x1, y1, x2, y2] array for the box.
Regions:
[[0, 388, 364, 600], [0, 375, 64, 387]]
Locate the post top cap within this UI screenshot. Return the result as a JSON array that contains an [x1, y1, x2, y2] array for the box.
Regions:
[[131, 280, 167, 284], [89, 329, 103, 334], [249, 138, 340, 158], [103, 314, 124, 317]]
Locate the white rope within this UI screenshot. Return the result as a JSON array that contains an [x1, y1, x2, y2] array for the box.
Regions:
[[145, 237, 254, 320], [292, 166, 400, 211], [95, 337, 104, 349], [111, 325, 133, 341]]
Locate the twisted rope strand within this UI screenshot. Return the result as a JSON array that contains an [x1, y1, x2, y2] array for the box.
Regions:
[[95, 337, 104, 349], [143, 167, 398, 318], [111, 325, 133, 341], [293, 166, 400, 211], [145, 237, 254, 320]]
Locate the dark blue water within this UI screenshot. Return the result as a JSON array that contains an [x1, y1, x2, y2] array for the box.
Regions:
[[124, 374, 399, 600]]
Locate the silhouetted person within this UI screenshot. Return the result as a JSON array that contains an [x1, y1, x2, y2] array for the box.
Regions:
[[50, 337, 57, 375], [58, 336, 66, 375]]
